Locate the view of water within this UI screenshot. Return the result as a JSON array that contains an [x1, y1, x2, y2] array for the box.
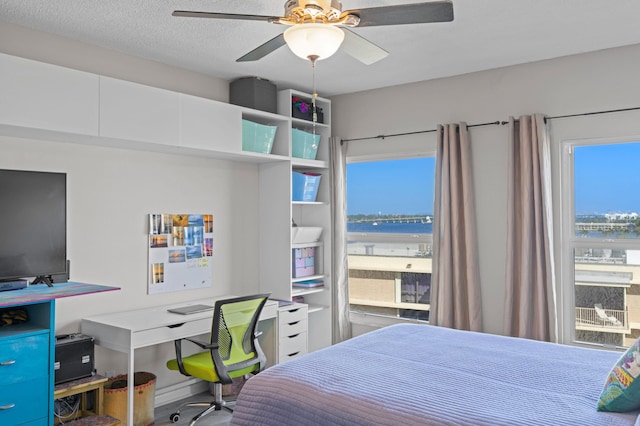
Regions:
[[347, 221, 433, 234]]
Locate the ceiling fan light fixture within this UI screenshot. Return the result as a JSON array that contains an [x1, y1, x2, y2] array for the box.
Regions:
[[283, 23, 345, 61]]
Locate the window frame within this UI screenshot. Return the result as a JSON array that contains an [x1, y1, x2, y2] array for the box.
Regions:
[[346, 149, 437, 324], [560, 135, 640, 348]]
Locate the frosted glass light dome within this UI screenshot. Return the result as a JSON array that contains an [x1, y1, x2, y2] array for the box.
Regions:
[[284, 23, 345, 61]]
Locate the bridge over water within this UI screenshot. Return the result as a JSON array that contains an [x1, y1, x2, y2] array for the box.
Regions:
[[352, 216, 432, 224]]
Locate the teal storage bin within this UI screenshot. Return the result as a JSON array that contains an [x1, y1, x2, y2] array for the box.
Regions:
[[292, 171, 322, 202], [292, 128, 321, 160], [242, 119, 277, 154]]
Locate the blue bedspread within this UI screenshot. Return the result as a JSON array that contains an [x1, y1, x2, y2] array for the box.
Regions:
[[231, 323, 639, 425]]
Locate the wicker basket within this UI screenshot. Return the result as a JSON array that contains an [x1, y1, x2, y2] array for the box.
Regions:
[[104, 372, 156, 426]]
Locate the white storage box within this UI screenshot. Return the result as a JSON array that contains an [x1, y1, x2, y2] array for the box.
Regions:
[[292, 227, 322, 244]]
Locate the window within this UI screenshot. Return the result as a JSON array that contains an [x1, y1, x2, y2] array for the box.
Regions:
[[562, 140, 640, 348], [346, 157, 435, 321]]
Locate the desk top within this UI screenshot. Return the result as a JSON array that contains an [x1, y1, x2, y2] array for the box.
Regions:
[[82, 296, 278, 333], [0, 281, 120, 308]]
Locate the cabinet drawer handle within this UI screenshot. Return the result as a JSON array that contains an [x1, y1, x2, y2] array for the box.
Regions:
[[289, 308, 300, 313], [287, 333, 300, 339], [0, 360, 16, 366], [288, 321, 300, 326], [287, 352, 300, 357], [0, 403, 16, 410]]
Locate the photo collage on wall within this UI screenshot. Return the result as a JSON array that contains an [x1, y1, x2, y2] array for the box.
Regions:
[[148, 213, 214, 294]]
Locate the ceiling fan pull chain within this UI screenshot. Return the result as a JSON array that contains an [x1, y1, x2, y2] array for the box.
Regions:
[[310, 56, 318, 135]]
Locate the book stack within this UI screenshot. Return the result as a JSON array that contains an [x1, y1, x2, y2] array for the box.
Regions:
[[293, 279, 324, 289]]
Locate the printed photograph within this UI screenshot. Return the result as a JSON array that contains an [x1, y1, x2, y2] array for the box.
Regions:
[[168, 248, 186, 263], [192, 226, 203, 245], [204, 238, 213, 256], [172, 214, 189, 228], [151, 263, 164, 284], [183, 226, 194, 246], [204, 214, 213, 233], [172, 226, 185, 246], [188, 214, 204, 227], [150, 234, 168, 248], [186, 245, 203, 259], [161, 214, 173, 234], [149, 214, 162, 235]]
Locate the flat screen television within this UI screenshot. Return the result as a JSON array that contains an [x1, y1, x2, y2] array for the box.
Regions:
[[0, 169, 67, 286]]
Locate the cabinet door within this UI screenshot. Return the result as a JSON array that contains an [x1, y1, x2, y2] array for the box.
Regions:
[[179, 94, 241, 152], [99, 76, 179, 145], [0, 53, 99, 135]]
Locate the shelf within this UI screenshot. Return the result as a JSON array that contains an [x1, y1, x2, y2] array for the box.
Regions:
[[307, 303, 329, 314], [292, 287, 326, 297], [292, 201, 327, 206], [292, 117, 330, 129], [292, 274, 325, 283], [292, 241, 323, 249], [0, 324, 49, 338], [239, 150, 290, 162], [291, 158, 328, 169]]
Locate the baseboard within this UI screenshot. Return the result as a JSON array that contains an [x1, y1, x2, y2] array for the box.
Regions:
[[154, 378, 209, 407]]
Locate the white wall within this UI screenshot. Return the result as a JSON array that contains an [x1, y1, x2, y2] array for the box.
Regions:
[[0, 135, 260, 387], [332, 43, 640, 336], [0, 23, 261, 389]]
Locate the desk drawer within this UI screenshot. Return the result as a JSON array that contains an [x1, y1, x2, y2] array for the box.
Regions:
[[0, 333, 49, 385], [278, 305, 307, 324], [279, 318, 307, 337], [279, 331, 307, 358], [260, 302, 278, 321], [134, 317, 211, 347], [0, 376, 49, 425]]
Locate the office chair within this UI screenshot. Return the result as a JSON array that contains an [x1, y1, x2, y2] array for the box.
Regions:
[[166, 293, 270, 425]]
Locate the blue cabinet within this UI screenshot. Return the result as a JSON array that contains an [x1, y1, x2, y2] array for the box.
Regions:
[[0, 282, 119, 425], [0, 302, 54, 425]]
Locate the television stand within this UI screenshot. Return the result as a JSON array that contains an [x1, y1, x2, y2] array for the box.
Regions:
[[31, 275, 54, 287]]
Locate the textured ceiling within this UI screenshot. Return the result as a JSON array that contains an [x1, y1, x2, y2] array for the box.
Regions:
[[2, 0, 640, 96]]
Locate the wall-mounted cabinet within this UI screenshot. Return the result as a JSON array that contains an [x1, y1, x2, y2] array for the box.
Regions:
[[99, 76, 179, 145], [0, 52, 334, 355], [179, 93, 241, 152], [0, 53, 99, 136]]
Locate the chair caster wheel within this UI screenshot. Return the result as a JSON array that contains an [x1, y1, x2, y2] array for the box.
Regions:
[[169, 412, 180, 423]]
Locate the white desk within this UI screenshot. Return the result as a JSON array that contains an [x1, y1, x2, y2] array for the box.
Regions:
[[81, 297, 278, 425]]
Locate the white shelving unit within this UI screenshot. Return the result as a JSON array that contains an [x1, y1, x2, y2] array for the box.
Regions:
[[278, 89, 333, 351], [0, 52, 334, 355]]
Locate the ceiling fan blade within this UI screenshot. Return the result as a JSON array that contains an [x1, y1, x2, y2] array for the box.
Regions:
[[340, 29, 388, 65], [236, 33, 287, 62], [342, 1, 454, 28], [172, 10, 280, 23]]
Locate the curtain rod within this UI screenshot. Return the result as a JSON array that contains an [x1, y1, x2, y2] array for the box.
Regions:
[[342, 121, 501, 142], [342, 106, 640, 143]]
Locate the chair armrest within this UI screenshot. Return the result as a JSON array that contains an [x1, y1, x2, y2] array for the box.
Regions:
[[173, 338, 220, 376], [183, 337, 219, 350]]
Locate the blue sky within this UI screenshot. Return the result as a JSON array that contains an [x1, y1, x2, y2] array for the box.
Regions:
[[574, 142, 640, 214], [347, 142, 640, 216], [346, 157, 435, 215]]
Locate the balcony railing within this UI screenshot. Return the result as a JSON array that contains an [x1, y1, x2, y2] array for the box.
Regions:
[[347, 232, 433, 258], [575, 307, 629, 333]]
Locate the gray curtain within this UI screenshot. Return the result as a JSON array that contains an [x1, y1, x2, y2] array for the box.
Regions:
[[330, 136, 352, 343], [503, 114, 557, 342], [430, 123, 483, 332]]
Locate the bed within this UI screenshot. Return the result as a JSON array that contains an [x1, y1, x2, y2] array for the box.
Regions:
[[230, 323, 640, 425]]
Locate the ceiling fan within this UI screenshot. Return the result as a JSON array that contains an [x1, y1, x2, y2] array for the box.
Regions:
[[173, 0, 454, 65]]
